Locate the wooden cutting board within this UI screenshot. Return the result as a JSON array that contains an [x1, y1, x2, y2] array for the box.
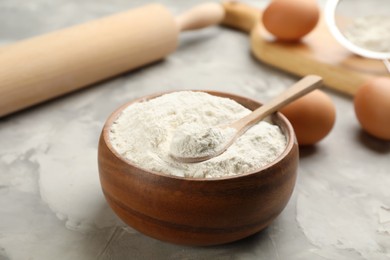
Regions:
[[221, 2, 389, 96]]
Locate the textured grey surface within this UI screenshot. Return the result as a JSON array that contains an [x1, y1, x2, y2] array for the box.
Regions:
[[1, 0, 390, 259]]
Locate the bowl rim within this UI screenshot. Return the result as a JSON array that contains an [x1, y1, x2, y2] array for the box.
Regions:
[[101, 90, 297, 182]]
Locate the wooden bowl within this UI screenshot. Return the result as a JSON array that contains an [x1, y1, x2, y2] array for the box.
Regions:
[[98, 90, 299, 246]]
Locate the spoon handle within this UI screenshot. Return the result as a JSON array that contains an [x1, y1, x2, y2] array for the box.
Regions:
[[231, 75, 323, 131], [383, 59, 390, 73]]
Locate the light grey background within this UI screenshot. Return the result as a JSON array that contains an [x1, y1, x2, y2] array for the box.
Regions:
[[1, 0, 389, 259]]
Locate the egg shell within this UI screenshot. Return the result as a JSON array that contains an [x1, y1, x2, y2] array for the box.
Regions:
[[354, 77, 390, 140], [280, 89, 336, 146], [262, 0, 320, 41]]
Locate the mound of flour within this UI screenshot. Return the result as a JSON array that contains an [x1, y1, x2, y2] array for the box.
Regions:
[[169, 123, 237, 159], [109, 91, 286, 178]]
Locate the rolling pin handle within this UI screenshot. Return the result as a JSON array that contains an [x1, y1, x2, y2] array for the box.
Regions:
[[176, 2, 225, 32]]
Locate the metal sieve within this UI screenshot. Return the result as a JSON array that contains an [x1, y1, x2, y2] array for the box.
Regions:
[[325, 0, 390, 72]]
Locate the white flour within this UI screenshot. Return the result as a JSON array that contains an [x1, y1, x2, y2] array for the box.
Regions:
[[109, 91, 286, 179], [344, 15, 390, 53], [169, 123, 237, 159]]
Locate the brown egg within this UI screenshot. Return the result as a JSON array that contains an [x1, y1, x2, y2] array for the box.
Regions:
[[354, 77, 390, 140], [280, 89, 336, 146], [262, 0, 320, 41]]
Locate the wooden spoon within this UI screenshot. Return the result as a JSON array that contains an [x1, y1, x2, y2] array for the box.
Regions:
[[170, 75, 323, 163]]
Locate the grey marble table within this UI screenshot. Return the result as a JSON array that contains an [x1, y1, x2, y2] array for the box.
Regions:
[[1, 0, 389, 259]]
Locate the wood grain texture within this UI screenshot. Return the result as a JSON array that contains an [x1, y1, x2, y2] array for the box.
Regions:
[[0, 4, 178, 117], [98, 91, 299, 246], [222, 2, 390, 96]]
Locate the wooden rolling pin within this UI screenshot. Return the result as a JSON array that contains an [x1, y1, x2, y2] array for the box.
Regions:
[[0, 3, 224, 117]]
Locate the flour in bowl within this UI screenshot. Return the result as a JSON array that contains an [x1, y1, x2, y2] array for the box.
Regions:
[[169, 123, 237, 159], [109, 91, 287, 178]]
